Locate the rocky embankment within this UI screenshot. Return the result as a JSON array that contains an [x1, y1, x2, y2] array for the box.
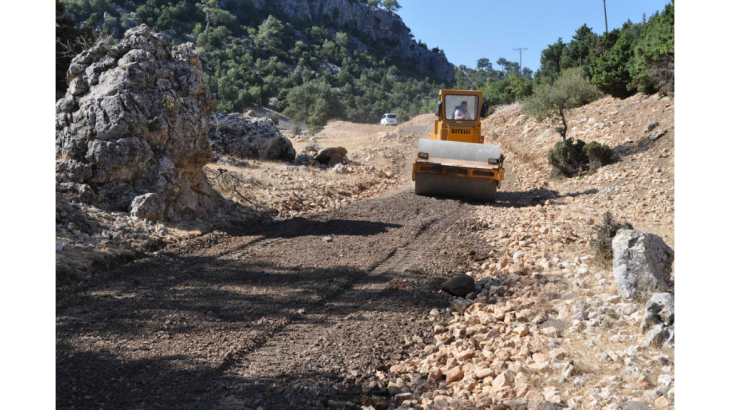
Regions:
[[375, 95, 675, 410]]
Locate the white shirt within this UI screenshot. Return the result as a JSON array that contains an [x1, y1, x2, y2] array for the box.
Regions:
[[453, 108, 469, 120]]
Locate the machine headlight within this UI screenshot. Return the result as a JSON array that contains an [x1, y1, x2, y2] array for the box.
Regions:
[[488, 158, 499, 165], [418, 152, 429, 160]]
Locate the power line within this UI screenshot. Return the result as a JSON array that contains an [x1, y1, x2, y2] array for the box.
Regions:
[[513, 48, 528, 76]]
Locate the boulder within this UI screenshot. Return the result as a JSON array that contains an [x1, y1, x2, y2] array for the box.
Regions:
[[441, 274, 476, 297], [612, 229, 674, 300], [130, 193, 165, 221], [640, 293, 674, 333], [56, 25, 220, 221], [293, 154, 315, 166], [315, 147, 348, 165], [208, 113, 296, 161]]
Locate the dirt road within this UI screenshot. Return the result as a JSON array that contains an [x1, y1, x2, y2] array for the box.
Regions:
[[56, 180, 523, 409]]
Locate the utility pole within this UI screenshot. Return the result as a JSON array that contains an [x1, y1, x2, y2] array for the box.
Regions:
[[603, 0, 608, 34], [513, 47, 528, 77]]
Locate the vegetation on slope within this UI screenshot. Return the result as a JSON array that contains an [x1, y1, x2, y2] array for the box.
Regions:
[[58, 0, 444, 131], [56, 0, 674, 131], [537, 1, 675, 97]]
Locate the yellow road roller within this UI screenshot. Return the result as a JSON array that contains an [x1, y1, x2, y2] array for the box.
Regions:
[[412, 90, 505, 202]]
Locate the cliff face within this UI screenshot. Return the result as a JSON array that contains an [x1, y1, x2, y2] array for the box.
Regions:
[[250, 0, 455, 81]]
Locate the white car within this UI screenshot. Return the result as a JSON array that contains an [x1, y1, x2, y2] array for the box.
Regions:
[[380, 113, 397, 126]]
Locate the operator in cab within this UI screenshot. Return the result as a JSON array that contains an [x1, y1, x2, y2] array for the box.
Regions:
[[453, 101, 470, 120]]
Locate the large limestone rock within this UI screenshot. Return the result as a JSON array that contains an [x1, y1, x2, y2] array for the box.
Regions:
[[208, 113, 296, 161], [612, 229, 674, 300], [55, 25, 220, 221]]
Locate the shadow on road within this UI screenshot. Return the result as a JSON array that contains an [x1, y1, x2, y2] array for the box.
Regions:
[[417, 187, 599, 208], [259, 218, 402, 239], [56, 251, 443, 409]]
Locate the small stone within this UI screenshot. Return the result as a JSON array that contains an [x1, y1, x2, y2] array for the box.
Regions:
[[395, 392, 413, 405], [451, 298, 473, 314], [492, 371, 515, 389], [540, 403, 567, 410], [619, 401, 653, 410], [644, 122, 660, 133], [387, 382, 402, 395], [475, 367, 495, 379], [445, 366, 464, 384], [441, 274, 476, 297]]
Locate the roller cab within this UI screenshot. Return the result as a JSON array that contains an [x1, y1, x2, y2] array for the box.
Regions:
[[412, 90, 505, 202]]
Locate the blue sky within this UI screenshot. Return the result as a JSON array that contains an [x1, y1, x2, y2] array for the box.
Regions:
[[398, 0, 672, 72]]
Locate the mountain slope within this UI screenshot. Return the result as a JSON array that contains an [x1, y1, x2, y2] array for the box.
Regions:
[[58, 0, 456, 126]]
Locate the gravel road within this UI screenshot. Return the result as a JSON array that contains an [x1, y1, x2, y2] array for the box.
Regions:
[[57, 187, 497, 409]]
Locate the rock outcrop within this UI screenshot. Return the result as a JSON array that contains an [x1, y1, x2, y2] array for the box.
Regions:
[[208, 113, 296, 161], [56, 25, 219, 221], [612, 229, 674, 300], [247, 0, 455, 81]]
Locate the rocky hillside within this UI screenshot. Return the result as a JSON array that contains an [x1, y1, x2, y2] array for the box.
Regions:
[[58, 0, 456, 125], [485, 93, 675, 245], [377, 94, 675, 409], [246, 0, 454, 80]]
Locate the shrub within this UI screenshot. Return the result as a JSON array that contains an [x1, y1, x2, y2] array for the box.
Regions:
[[582, 141, 613, 169], [591, 212, 634, 266], [547, 138, 587, 177], [292, 124, 302, 136], [265, 111, 280, 125]]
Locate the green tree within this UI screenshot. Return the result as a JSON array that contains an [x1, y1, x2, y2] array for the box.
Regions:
[[522, 67, 602, 140], [476, 58, 492, 71], [382, 0, 401, 12], [588, 28, 636, 98], [561, 24, 598, 72], [255, 16, 288, 52], [496, 57, 508, 75], [196, 1, 235, 35], [283, 81, 344, 131], [629, 2, 674, 94], [535, 38, 567, 85]]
